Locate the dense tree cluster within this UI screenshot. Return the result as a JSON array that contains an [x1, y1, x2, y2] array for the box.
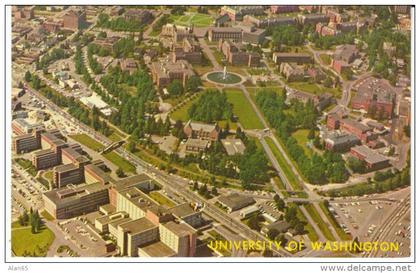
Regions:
[[97, 13, 145, 32], [256, 90, 348, 184], [325, 166, 410, 197], [38, 48, 68, 70], [87, 45, 103, 74], [112, 37, 136, 58], [188, 90, 233, 123], [272, 25, 304, 50], [310, 32, 355, 50]]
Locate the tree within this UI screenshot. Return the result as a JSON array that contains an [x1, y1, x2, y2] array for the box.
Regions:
[[307, 129, 315, 139], [116, 167, 125, 178], [295, 222, 305, 234], [248, 214, 262, 231], [193, 181, 199, 191], [25, 71, 32, 82], [211, 186, 218, 196], [128, 141, 136, 153], [347, 157, 366, 173], [323, 77, 333, 88], [186, 75, 201, 93], [167, 80, 184, 96], [267, 228, 280, 240]]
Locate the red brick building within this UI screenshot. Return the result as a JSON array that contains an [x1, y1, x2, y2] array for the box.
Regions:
[[63, 10, 86, 30], [183, 120, 220, 141]]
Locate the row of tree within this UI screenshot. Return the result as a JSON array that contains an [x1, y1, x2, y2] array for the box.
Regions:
[[256, 90, 349, 184]]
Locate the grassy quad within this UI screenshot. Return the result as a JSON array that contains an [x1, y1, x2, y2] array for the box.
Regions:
[[288, 82, 341, 98], [169, 13, 214, 27], [224, 88, 264, 130]]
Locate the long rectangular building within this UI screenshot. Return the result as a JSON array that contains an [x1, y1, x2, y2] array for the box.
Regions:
[[43, 182, 110, 219]]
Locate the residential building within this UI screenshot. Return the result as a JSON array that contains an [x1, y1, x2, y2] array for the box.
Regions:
[[183, 120, 220, 141]]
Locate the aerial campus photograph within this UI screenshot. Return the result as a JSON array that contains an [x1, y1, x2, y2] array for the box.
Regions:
[[9, 4, 412, 259]]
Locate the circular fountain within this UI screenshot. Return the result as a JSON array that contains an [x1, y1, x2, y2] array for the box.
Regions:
[[206, 66, 243, 85]]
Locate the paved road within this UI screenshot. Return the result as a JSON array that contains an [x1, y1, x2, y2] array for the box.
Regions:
[[198, 38, 221, 70]]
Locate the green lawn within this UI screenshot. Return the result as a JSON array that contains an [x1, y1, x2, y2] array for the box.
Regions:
[[70, 134, 136, 174], [224, 88, 264, 130], [69, 134, 104, 151], [264, 137, 302, 191], [296, 207, 319, 242], [288, 82, 341, 98], [291, 129, 312, 157], [15, 158, 37, 177], [170, 97, 198, 121], [149, 191, 176, 208], [169, 13, 214, 27], [103, 151, 136, 174], [320, 54, 332, 65], [303, 204, 336, 241], [11, 222, 55, 257]]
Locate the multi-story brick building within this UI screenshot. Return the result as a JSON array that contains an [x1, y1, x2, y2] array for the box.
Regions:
[[12, 130, 42, 154], [208, 27, 242, 42], [220, 6, 266, 21], [350, 145, 390, 171], [351, 77, 395, 119], [243, 15, 296, 29], [63, 10, 86, 30], [183, 120, 220, 141], [218, 39, 261, 67], [270, 5, 299, 14], [150, 60, 195, 88], [171, 38, 202, 65], [124, 9, 153, 24], [272, 52, 313, 65]]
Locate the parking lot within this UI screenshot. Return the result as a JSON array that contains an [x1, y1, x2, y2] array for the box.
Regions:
[[57, 217, 109, 257]]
